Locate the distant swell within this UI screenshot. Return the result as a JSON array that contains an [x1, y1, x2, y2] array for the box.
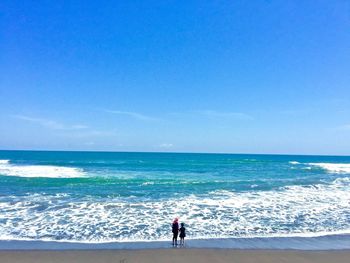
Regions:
[[0, 160, 85, 178]]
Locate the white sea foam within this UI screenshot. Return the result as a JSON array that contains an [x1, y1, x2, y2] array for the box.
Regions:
[[289, 161, 300, 165], [0, 176, 349, 242], [0, 160, 85, 178], [308, 163, 350, 174], [302, 167, 312, 170]]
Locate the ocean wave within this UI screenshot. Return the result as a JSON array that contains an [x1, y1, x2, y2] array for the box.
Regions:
[[0, 160, 85, 178], [308, 163, 350, 174], [0, 176, 349, 242], [289, 161, 300, 165]]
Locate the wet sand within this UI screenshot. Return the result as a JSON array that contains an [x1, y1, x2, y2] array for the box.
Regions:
[[0, 249, 350, 263]]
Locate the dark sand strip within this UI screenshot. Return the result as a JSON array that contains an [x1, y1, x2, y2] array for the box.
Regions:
[[0, 249, 350, 263]]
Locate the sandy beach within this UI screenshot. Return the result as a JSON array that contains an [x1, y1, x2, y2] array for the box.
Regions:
[[0, 249, 350, 263]]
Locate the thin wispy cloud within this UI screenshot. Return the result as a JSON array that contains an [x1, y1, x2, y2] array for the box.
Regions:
[[195, 110, 254, 120], [336, 124, 350, 131], [12, 115, 88, 130], [158, 143, 173, 148], [59, 130, 118, 138], [103, 109, 161, 121], [12, 114, 118, 138], [279, 109, 312, 116]]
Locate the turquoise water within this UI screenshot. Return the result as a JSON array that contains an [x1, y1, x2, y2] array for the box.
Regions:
[[0, 150, 350, 243]]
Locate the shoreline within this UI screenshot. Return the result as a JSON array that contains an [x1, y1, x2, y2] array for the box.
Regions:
[[1, 249, 350, 263], [1, 234, 350, 250]]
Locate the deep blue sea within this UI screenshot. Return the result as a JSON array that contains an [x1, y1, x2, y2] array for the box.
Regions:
[[0, 150, 350, 249]]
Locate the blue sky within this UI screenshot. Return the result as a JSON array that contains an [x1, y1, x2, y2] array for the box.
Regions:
[[1, 0, 350, 154]]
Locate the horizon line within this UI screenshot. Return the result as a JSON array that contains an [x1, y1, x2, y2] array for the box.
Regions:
[[0, 148, 349, 157]]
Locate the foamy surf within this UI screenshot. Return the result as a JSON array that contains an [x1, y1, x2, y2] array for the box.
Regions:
[[289, 161, 300, 165], [0, 176, 349, 243], [0, 160, 85, 178], [308, 163, 350, 174]]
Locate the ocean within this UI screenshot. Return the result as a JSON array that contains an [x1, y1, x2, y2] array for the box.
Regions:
[[0, 150, 350, 249]]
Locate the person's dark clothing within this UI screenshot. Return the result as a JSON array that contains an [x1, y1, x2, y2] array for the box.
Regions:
[[179, 226, 186, 238], [172, 222, 179, 238]]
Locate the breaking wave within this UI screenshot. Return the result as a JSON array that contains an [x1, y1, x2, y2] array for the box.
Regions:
[[0, 176, 349, 242], [289, 161, 300, 165], [0, 160, 85, 178], [308, 163, 350, 174]]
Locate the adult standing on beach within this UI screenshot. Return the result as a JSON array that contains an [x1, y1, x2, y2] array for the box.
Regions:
[[172, 218, 179, 246]]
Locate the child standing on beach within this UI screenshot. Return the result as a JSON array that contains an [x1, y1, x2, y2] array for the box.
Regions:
[[179, 222, 186, 246]]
